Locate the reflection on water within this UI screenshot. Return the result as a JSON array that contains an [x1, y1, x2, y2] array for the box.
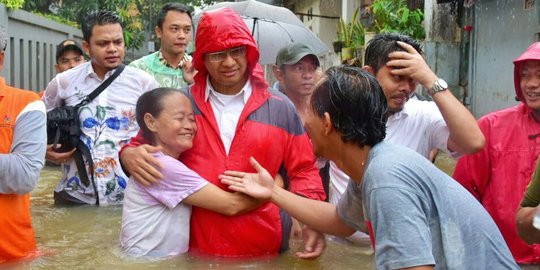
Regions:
[[19, 165, 377, 269]]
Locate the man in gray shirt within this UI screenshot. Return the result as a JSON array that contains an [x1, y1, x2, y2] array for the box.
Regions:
[[221, 65, 518, 269]]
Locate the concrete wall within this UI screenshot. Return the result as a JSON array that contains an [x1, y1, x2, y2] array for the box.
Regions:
[[469, 0, 538, 117], [0, 4, 83, 92]]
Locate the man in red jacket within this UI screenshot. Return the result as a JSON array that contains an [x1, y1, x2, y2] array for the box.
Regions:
[[453, 42, 540, 265], [120, 7, 326, 258]]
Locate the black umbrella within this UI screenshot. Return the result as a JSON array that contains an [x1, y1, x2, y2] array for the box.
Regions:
[[193, 0, 329, 65]]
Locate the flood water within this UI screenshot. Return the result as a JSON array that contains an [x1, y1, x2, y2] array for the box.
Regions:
[[4, 153, 456, 269]]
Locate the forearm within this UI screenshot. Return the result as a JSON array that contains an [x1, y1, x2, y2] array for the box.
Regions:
[[432, 90, 485, 154], [516, 206, 540, 244], [0, 108, 46, 194], [222, 193, 264, 216], [271, 185, 355, 237]]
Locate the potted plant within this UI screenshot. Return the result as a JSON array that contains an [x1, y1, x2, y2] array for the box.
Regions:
[[337, 7, 363, 61]]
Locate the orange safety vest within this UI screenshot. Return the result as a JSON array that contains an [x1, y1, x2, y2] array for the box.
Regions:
[[0, 78, 39, 262]]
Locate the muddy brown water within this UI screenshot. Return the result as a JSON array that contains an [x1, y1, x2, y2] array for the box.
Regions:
[[5, 153, 456, 269]]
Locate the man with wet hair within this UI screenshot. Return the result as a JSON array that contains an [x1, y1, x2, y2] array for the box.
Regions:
[[221, 65, 519, 270], [364, 33, 484, 159], [0, 25, 46, 262], [129, 2, 195, 89], [42, 11, 159, 205]]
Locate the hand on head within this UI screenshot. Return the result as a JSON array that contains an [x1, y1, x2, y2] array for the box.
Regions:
[[220, 157, 274, 200], [387, 41, 437, 88]]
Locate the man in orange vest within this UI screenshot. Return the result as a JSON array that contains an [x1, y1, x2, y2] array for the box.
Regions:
[[0, 25, 46, 262]]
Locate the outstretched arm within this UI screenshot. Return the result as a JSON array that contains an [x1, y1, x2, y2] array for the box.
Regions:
[[387, 41, 485, 155], [220, 157, 355, 237]]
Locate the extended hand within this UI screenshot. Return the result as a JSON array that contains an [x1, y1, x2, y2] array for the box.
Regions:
[[220, 157, 274, 200]]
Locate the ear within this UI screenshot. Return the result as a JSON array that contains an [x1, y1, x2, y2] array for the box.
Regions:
[[363, 65, 375, 75], [54, 63, 60, 73], [155, 26, 162, 39], [144, 113, 158, 133], [82, 41, 90, 56], [322, 112, 334, 136], [273, 65, 285, 82]]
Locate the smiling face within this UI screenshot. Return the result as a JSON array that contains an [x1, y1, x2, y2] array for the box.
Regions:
[[156, 10, 192, 59], [372, 65, 417, 113], [83, 23, 125, 78], [146, 92, 197, 157], [520, 60, 540, 112], [204, 46, 249, 94]]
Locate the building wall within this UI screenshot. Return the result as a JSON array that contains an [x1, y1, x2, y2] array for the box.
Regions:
[[469, 0, 538, 117]]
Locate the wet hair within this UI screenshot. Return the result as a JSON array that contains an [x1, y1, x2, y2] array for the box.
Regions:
[[156, 3, 192, 29], [136, 87, 180, 143], [364, 33, 423, 73], [311, 65, 387, 147], [0, 25, 6, 52], [82, 11, 122, 43]]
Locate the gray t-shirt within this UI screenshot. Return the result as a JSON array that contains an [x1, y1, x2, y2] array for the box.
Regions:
[[337, 142, 518, 270]]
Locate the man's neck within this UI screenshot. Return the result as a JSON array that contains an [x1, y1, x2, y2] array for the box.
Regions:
[[91, 61, 114, 80], [328, 140, 371, 185], [209, 76, 248, 95], [283, 89, 311, 121], [161, 49, 184, 68]]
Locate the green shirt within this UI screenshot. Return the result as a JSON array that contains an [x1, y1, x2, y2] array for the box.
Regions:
[[521, 158, 540, 207], [129, 51, 191, 90]]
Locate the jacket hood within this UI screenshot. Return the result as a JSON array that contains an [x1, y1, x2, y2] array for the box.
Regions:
[[192, 7, 267, 89], [514, 42, 540, 101]]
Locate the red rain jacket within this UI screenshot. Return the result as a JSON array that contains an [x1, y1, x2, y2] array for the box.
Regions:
[[453, 42, 540, 263], [125, 7, 325, 257]]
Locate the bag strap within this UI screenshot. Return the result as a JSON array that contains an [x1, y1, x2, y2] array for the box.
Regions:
[[75, 64, 125, 110], [73, 64, 124, 205]]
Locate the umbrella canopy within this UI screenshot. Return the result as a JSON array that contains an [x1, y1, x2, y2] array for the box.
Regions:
[[193, 0, 329, 65]]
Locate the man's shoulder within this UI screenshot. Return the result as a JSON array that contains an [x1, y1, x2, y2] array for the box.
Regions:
[[129, 52, 157, 66], [122, 65, 156, 82], [477, 104, 525, 126]]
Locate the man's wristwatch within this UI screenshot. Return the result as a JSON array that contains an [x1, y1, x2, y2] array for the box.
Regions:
[[428, 78, 448, 96]]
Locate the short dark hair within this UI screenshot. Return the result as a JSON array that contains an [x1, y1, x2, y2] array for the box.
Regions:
[[156, 3, 192, 29], [364, 33, 423, 73], [82, 11, 122, 42], [136, 87, 180, 143], [311, 65, 387, 147]]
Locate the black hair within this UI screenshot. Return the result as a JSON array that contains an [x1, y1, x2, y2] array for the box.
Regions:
[[311, 65, 387, 147], [364, 33, 423, 73], [136, 87, 181, 144], [156, 3, 192, 29], [82, 11, 122, 42]]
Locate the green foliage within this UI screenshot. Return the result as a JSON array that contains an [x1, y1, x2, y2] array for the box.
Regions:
[[371, 0, 425, 40], [337, 7, 364, 48], [0, 0, 24, 9], [12, 0, 218, 50]]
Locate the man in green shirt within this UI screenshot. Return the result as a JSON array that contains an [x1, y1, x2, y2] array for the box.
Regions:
[[129, 3, 195, 90]]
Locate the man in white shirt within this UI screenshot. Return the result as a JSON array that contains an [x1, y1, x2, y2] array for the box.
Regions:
[[43, 11, 159, 205]]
